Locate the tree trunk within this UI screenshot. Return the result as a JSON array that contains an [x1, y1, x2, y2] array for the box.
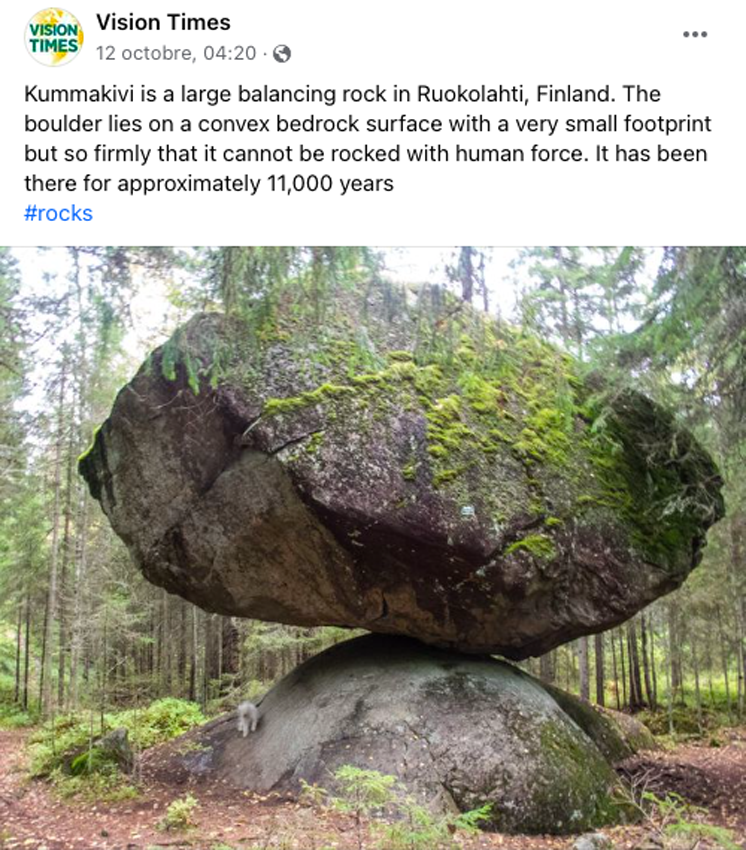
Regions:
[[69, 489, 89, 711], [691, 630, 704, 735], [38, 596, 48, 709], [650, 623, 659, 709], [222, 617, 240, 677], [178, 599, 187, 694], [627, 621, 644, 710], [42, 361, 68, 716], [100, 609, 108, 733], [57, 419, 77, 708], [640, 612, 655, 709], [579, 637, 590, 700], [158, 588, 168, 694], [459, 247, 475, 304], [23, 595, 31, 712], [189, 606, 198, 702], [717, 606, 733, 721], [594, 633, 605, 706], [539, 651, 554, 684], [666, 632, 675, 735], [478, 251, 489, 313], [668, 602, 683, 699], [610, 630, 621, 710], [14, 599, 23, 704], [617, 628, 628, 708], [216, 616, 224, 694], [727, 517, 745, 718]]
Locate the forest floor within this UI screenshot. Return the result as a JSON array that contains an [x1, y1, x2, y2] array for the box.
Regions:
[[0, 727, 744, 850]]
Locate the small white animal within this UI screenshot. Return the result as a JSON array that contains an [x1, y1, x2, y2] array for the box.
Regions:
[[237, 700, 259, 737]]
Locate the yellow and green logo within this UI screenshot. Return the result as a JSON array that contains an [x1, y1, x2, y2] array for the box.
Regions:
[[26, 8, 83, 66]]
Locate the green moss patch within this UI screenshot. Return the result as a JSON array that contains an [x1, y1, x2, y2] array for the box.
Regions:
[[505, 534, 557, 561], [534, 719, 628, 833]]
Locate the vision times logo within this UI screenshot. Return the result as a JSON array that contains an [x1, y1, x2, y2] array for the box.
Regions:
[[26, 8, 83, 66]]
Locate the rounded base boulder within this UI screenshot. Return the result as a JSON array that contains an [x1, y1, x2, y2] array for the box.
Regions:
[[173, 635, 627, 834]]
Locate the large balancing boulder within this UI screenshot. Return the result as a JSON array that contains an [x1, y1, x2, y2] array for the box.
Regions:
[[79, 282, 724, 657], [162, 635, 625, 835]]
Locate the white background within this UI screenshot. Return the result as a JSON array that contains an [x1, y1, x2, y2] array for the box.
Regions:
[[1, 1, 743, 246]]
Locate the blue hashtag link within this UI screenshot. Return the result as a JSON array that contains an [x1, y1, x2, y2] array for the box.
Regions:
[[24, 203, 93, 222]]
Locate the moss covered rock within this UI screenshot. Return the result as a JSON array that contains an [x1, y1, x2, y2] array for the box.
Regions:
[[164, 634, 625, 835], [540, 683, 658, 763], [79, 281, 724, 657]]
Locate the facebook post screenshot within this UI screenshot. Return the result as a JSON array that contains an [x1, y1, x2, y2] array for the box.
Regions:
[[0, 2, 744, 848]]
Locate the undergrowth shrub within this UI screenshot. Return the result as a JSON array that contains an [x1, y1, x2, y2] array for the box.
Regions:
[[0, 704, 38, 729], [49, 766, 139, 802], [313, 765, 492, 850], [380, 798, 493, 850], [27, 698, 205, 782], [159, 793, 199, 831], [118, 697, 206, 749], [638, 705, 723, 738], [644, 792, 739, 850], [69, 747, 119, 776]]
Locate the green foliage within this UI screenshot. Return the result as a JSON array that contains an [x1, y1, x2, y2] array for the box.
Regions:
[[0, 704, 37, 729], [299, 777, 327, 807], [28, 698, 205, 778], [117, 697, 206, 749], [632, 248, 746, 424], [49, 766, 139, 802], [665, 820, 739, 850], [69, 747, 118, 776], [28, 715, 93, 777], [453, 803, 493, 832], [332, 765, 399, 816], [0, 625, 25, 707], [158, 329, 203, 393], [643, 792, 739, 850], [242, 623, 357, 689], [378, 805, 454, 849], [159, 793, 199, 831], [514, 246, 645, 356], [0, 633, 16, 697], [313, 766, 493, 850], [0, 249, 26, 506], [638, 694, 733, 738], [379, 800, 493, 850]]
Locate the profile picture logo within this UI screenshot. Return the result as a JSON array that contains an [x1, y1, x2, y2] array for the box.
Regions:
[[26, 8, 83, 66]]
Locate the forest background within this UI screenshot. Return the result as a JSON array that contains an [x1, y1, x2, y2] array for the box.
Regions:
[[0, 245, 743, 740]]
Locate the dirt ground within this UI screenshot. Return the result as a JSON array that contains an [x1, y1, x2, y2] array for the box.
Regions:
[[1, 727, 744, 850]]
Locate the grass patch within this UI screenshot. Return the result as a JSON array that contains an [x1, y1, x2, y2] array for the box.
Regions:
[[26, 697, 206, 800], [0, 704, 38, 729]]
